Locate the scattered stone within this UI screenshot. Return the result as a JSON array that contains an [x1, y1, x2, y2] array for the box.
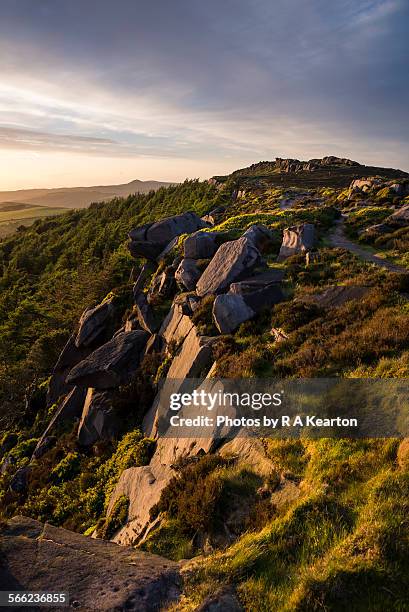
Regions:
[[278, 223, 315, 260], [0, 516, 181, 611], [196, 237, 261, 297], [75, 298, 115, 348], [184, 231, 219, 259], [77, 389, 118, 446], [175, 258, 202, 291], [213, 294, 255, 334], [66, 331, 149, 389]]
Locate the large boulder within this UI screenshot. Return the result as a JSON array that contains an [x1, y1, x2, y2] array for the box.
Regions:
[[77, 389, 118, 446], [229, 269, 285, 294], [159, 302, 195, 345], [278, 223, 315, 260], [184, 231, 219, 259], [75, 298, 115, 348], [196, 237, 262, 297], [212, 294, 255, 334], [175, 258, 201, 291], [66, 331, 149, 389], [129, 212, 208, 260], [0, 516, 181, 611]]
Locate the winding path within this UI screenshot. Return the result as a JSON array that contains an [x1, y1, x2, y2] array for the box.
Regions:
[[329, 218, 407, 273]]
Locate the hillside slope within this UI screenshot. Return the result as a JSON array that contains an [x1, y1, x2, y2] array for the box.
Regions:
[[0, 160, 408, 611]]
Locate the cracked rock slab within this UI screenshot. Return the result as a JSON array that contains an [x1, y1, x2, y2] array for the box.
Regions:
[[0, 516, 181, 612]]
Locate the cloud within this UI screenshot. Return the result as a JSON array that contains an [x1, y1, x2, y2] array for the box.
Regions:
[[0, 0, 407, 177]]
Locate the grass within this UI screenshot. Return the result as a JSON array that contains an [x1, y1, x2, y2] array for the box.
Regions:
[[0, 206, 69, 238]]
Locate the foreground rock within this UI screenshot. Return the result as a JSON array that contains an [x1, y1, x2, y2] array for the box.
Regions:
[[278, 223, 315, 260], [0, 516, 181, 611], [129, 212, 208, 260], [196, 236, 261, 296], [67, 331, 149, 389]]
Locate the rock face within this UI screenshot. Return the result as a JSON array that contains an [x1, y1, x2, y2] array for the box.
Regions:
[[159, 302, 195, 345], [75, 298, 115, 348], [77, 388, 118, 446], [175, 258, 201, 291], [129, 212, 208, 260], [67, 331, 149, 389], [213, 294, 255, 334], [47, 335, 93, 406], [196, 237, 261, 296], [278, 223, 315, 260], [184, 231, 219, 259], [0, 516, 181, 611]]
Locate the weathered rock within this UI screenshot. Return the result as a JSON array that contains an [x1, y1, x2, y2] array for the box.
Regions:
[[66, 331, 149, 389], [196, 237, 261, 296], [364, 223, 392, 235], [201, 206, 225, 225], [271, 327, 289, 343], [33, 386, 87, 459], [184, 231, 219, 259], [77, 389, 118, 446], [239, 283, 284, 313], [278, 223, 315, 260], [124, 313, 140, 332], [134, 293, 160, 333], [0, 516, 181, 610], [213, 294, 255, 334], [388, 205, 409, 226], [159, 302, 195, 345], [166, 328, 215, 380], [75, 298, 115, 348], [129, 212, 208, 260], [242, 224, 275, 252], [349, 178, 376, 197], [175, 258, 202, 291], [299, 285, 370, 308], [229, 269, 285, 294]]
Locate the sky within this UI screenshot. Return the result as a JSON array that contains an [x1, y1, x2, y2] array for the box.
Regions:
[[0, 0, 408, 190]]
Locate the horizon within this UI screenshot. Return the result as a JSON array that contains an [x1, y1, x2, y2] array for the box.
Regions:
[[1, 0, 408, 190]]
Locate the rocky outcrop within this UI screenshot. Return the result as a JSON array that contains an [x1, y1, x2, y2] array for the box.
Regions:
[[67, 331, 149, 389], [33, 386, 87, 459], [276, 156, 358, 174], [75, 297, 115, 348], [159, 302, 195, 345], [46, 335, 93, 406], [129, 212, 208, 260], [196, 236, 261, 296], [0, 516, 181, 611], [184, 231, 219, 259], [147, 268, 177, 303], [229, 269, 285, 293], [175, 258, 201, 291], [278, 223, 315, 260], [77, 388, 118, 446]]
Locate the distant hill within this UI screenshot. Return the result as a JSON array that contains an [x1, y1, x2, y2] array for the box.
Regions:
[[211, 156, 409, 189], [0, 179, 175, 210]]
